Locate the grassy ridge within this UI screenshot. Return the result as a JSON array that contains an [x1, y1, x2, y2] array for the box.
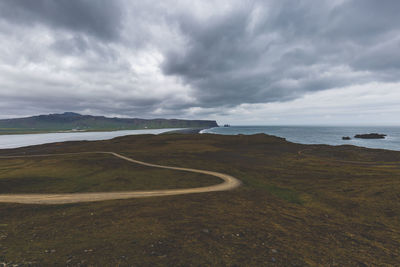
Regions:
[[0, 134, 400, 265]]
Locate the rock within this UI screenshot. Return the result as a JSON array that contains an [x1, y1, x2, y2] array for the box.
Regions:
[[201, 229, 209, 234], [354, 133, 386, 139], [271, 249, 278, 253], [342, 136, 351, 140]]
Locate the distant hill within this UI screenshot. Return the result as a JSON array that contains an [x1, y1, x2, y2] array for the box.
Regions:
[[0, 112, 218, 134]]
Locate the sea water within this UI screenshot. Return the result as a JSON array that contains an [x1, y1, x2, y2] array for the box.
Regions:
[[0, 128, 183, 149], [201, 126, 400, 151]]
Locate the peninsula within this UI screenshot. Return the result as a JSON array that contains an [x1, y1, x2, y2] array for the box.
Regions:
[[0, 112, 218, 135]]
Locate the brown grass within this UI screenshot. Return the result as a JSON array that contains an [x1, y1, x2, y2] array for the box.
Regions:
[[0, 133, 400, 266]]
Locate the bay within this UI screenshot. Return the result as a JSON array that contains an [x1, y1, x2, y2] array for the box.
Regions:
[[201, 126, 400, 151], [0, 128, 182, 149]]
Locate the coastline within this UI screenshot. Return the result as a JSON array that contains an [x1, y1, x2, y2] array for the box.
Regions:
[[0, 127, 190, 136], [0, 128, 185, 150], [0, 125, 399, 152], [1, 130, 398, 155], [201, 125, 400, 152], [161, 128, 209, 134]]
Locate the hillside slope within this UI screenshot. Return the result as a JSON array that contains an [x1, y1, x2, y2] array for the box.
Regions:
[[0, 112, 218, 134]]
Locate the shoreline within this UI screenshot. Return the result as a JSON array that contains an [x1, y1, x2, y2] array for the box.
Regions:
[[0, 128, 185, 150], [161, 128, 210, 134], [0, 127, 190, 136], [0, 127, 398, 152], [200, 126, 400, 152]]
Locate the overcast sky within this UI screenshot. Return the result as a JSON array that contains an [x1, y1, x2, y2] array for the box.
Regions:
[[0, 0, 399, 125]]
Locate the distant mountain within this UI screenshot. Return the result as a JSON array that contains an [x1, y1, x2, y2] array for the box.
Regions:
[[0, 112, 218, 134]]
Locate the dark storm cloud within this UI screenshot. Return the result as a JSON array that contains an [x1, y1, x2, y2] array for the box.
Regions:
[[327, 0, 400, 40], [50, 35, 121, 64], [0, 0, 122, 41], [0, 0, 399, 121], [162, 0, 400, 107], [352, 40, 400, 71]]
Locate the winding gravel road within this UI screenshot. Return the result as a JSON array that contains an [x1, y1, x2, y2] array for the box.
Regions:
[[0, 152, 241, 204]]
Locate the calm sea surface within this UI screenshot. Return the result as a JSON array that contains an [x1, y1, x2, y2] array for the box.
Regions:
[[201, 126, 400, 151], [0, 128, 182, 149], [2, 126, 400, 151]]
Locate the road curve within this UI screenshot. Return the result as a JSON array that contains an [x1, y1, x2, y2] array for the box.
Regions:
[[0, 152, 241, 204]]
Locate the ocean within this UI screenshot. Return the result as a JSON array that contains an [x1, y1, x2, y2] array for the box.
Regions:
[[0, 128, 182, 149], [201, 126, 400, 151], [1, 126, 400, 151]]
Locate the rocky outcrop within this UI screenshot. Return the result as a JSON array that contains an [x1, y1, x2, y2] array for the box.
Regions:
[[354, 133, 386, 139]]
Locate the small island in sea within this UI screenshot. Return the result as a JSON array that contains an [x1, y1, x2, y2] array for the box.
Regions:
[[354, 133, 387, 139]]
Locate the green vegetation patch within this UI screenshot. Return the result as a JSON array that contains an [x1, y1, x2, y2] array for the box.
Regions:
[[243, 176, 303, 204], [263, 184, 303, 204]]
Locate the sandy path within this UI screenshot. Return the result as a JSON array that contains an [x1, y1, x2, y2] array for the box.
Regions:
[[0, 152, 241, 204]]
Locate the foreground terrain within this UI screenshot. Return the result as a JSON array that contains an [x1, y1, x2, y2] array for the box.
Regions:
[[0, 152, 240, 204], [0, 133, 400, 265], [0, 152, 221, 195]]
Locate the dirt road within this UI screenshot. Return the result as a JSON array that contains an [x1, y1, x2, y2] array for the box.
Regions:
[[0, 152, 241, 204]]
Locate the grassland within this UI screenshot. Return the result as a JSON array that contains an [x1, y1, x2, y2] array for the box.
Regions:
[[0, 133, 400, 266], [0, 153, 221, 194]]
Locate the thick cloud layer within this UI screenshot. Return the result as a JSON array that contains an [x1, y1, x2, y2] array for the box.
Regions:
[[0, 0, 122, 40], [0, 0, 399, 124], [163, 0, 400, 106]]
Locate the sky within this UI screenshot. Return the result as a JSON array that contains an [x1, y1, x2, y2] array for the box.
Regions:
[[0, 0, 399, 125]]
